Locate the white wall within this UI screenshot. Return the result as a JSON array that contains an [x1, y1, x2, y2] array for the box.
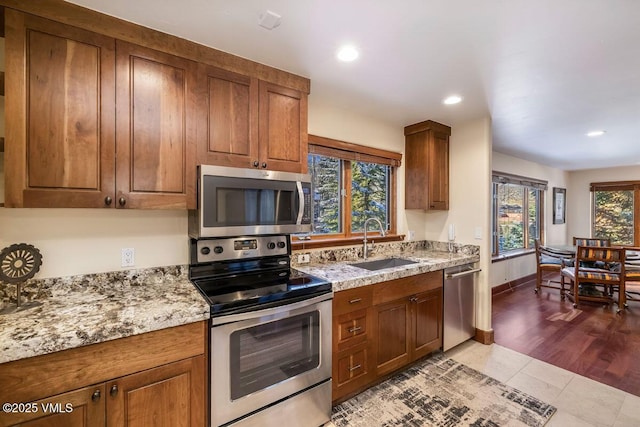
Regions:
[[0, 209, 189, 278], [490, 152, 569, 287], [567, 165, 640, 239], [448, 117, 493, 332]]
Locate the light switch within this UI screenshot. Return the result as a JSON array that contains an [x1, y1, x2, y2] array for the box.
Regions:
[[474, 227, 482, 240]]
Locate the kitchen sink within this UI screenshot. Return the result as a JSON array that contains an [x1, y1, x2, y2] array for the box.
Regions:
[[351, 257, 418, 271]]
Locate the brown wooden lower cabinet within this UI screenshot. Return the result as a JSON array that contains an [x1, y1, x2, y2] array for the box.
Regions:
[[1, 384, 106, 427], [332, 271, 444, 403], [0, 322, 207, 427]]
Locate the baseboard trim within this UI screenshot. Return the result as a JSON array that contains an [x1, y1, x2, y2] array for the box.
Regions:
[[474, 328, 494, 345], [492, 273, 536, 297]]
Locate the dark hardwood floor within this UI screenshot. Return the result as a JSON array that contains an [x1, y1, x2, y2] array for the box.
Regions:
[[492, 273, 640, 397]]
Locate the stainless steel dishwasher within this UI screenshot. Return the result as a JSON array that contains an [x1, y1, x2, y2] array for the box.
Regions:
[[443, 263, 481, 351]]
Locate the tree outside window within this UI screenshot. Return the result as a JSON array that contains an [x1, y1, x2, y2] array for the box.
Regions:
[[591, 182, 639, 245], [492, 173, 545, 256], [301, 135, 401, 245]]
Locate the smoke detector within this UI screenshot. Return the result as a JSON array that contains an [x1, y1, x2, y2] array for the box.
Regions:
[[259, 10, 282, 30]]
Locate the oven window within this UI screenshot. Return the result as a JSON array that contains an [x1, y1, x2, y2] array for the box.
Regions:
[[229, 311, 320, 400]]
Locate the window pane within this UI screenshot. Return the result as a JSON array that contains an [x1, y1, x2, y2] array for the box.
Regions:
[[528, 189, 540, 248], [594, 190, 634, 245], [308, 154, 341, 234], [497, 183, 525, 252], [351, 161, 390, 233]]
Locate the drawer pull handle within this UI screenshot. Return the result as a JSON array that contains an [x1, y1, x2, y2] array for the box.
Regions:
[[409, 296, 418, 303], [349, 364, 362, 372], [349, 298, 362, 304], [348, 326, 362, 333]]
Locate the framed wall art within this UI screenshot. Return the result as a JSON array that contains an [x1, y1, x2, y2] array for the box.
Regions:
[[553, 187, 566, 224]]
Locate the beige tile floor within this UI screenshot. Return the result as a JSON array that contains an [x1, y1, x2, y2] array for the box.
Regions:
[[327, 341, 640, 427], [445, 341, 640, 427]]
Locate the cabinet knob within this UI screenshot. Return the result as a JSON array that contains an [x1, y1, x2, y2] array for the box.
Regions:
[[110, 384, 118, 397], [261, 162, 267, 168], [253, 161, 259, 167], [410, 296, 418, 303], [91, 390, 101, 402], [119, 197, 126, 207], [104, 196, 112, 206]]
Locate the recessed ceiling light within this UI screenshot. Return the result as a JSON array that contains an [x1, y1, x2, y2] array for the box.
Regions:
[[337, 45, 359, 62], [443, 95, 463, 105], [586, 130, 606, 137]]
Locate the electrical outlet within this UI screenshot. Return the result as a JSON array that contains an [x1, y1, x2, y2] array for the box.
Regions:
[[407, 230, 415, 241], [297, 253, 310, 264], [121, 248, 135, 267]]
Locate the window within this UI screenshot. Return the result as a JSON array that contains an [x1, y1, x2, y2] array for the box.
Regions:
[[299, 135, 401, 246], [492, 172, 546, 256], [591, 181, 640, 245]]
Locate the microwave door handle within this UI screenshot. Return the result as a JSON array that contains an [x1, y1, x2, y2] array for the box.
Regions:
[[296, 181, 304, 225]]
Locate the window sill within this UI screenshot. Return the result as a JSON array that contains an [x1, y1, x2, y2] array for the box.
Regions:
[[491, 248, 535, 263], [292, 234, 405, 251]]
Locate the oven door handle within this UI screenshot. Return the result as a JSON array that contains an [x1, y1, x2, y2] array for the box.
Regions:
[[210, 292, 333, 326], [296, 181, 305, 225]]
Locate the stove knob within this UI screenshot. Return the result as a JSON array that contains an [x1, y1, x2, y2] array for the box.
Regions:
[[214, 246, 224, 254], [201, 247, 211, 255], [277, 241, 286, 249], [267, 242, 276, 250]]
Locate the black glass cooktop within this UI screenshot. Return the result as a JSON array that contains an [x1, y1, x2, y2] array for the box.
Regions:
[[191, 267, 331, 317]]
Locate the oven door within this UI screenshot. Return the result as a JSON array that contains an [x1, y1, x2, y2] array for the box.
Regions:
[[210, 293, 332, 427]]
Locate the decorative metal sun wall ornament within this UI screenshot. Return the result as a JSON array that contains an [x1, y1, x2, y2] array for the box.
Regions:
[[0, 243, 43, 314]]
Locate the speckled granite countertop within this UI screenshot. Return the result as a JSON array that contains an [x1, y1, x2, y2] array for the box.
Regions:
[[0, 266, 209, 365], [293, 245, 480, 292]]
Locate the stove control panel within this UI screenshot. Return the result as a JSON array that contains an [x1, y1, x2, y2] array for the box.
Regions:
[[194, 235, 290, 263]]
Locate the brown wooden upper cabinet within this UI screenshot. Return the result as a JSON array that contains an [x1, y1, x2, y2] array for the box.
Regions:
[[404, 120, 451, 210], [4, 11, 196, 208], [116, 41, 196, 209], [198, 66, 308, 173]]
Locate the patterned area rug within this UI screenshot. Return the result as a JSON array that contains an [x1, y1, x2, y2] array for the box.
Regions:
[[332, 355, 556, 427]]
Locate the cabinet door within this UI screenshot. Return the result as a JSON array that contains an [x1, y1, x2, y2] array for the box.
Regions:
[[197, 65, 258, 169], [0, 384, 105, 427], [372, 298, 411, 376], [428, 131, 449, 210], [106, 356, 205, 427], [412, 288, 443, 360], [332, 342, 373, 403], [4, 10, 116, 208], [115, 41, 197, 209], [258, 81, 307, 173]]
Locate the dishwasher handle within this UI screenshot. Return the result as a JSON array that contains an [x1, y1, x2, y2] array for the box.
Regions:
[[446, 268, 482, 279]]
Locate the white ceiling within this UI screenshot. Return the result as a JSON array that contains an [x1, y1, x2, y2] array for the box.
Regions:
[[68, 0, 640, 171]]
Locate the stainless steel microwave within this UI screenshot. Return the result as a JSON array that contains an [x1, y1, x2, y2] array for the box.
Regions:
[[188, 165, 312, 238]]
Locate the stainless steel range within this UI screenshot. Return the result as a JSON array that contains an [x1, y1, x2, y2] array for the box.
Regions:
[[189, 234, 332, 427]]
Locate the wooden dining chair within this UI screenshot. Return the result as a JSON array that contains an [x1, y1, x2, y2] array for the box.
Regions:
[[561, 245, 626, 312], [572, 237, 611, 247], [534, 239, 574, 298], [621, 247, 640, 306]]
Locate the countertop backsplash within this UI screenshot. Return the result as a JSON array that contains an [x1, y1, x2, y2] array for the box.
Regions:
[[291, 239, 480, 267]]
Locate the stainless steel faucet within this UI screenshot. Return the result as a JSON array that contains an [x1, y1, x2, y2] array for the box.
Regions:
[[363, 218, 386, 259]]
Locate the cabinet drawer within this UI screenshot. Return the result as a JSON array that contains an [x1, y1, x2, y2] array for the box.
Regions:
[[373, 271, 442, 305], [334, 309, 369, 352], [335, 346, 369, 386], [334, 286, 373, 316]]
